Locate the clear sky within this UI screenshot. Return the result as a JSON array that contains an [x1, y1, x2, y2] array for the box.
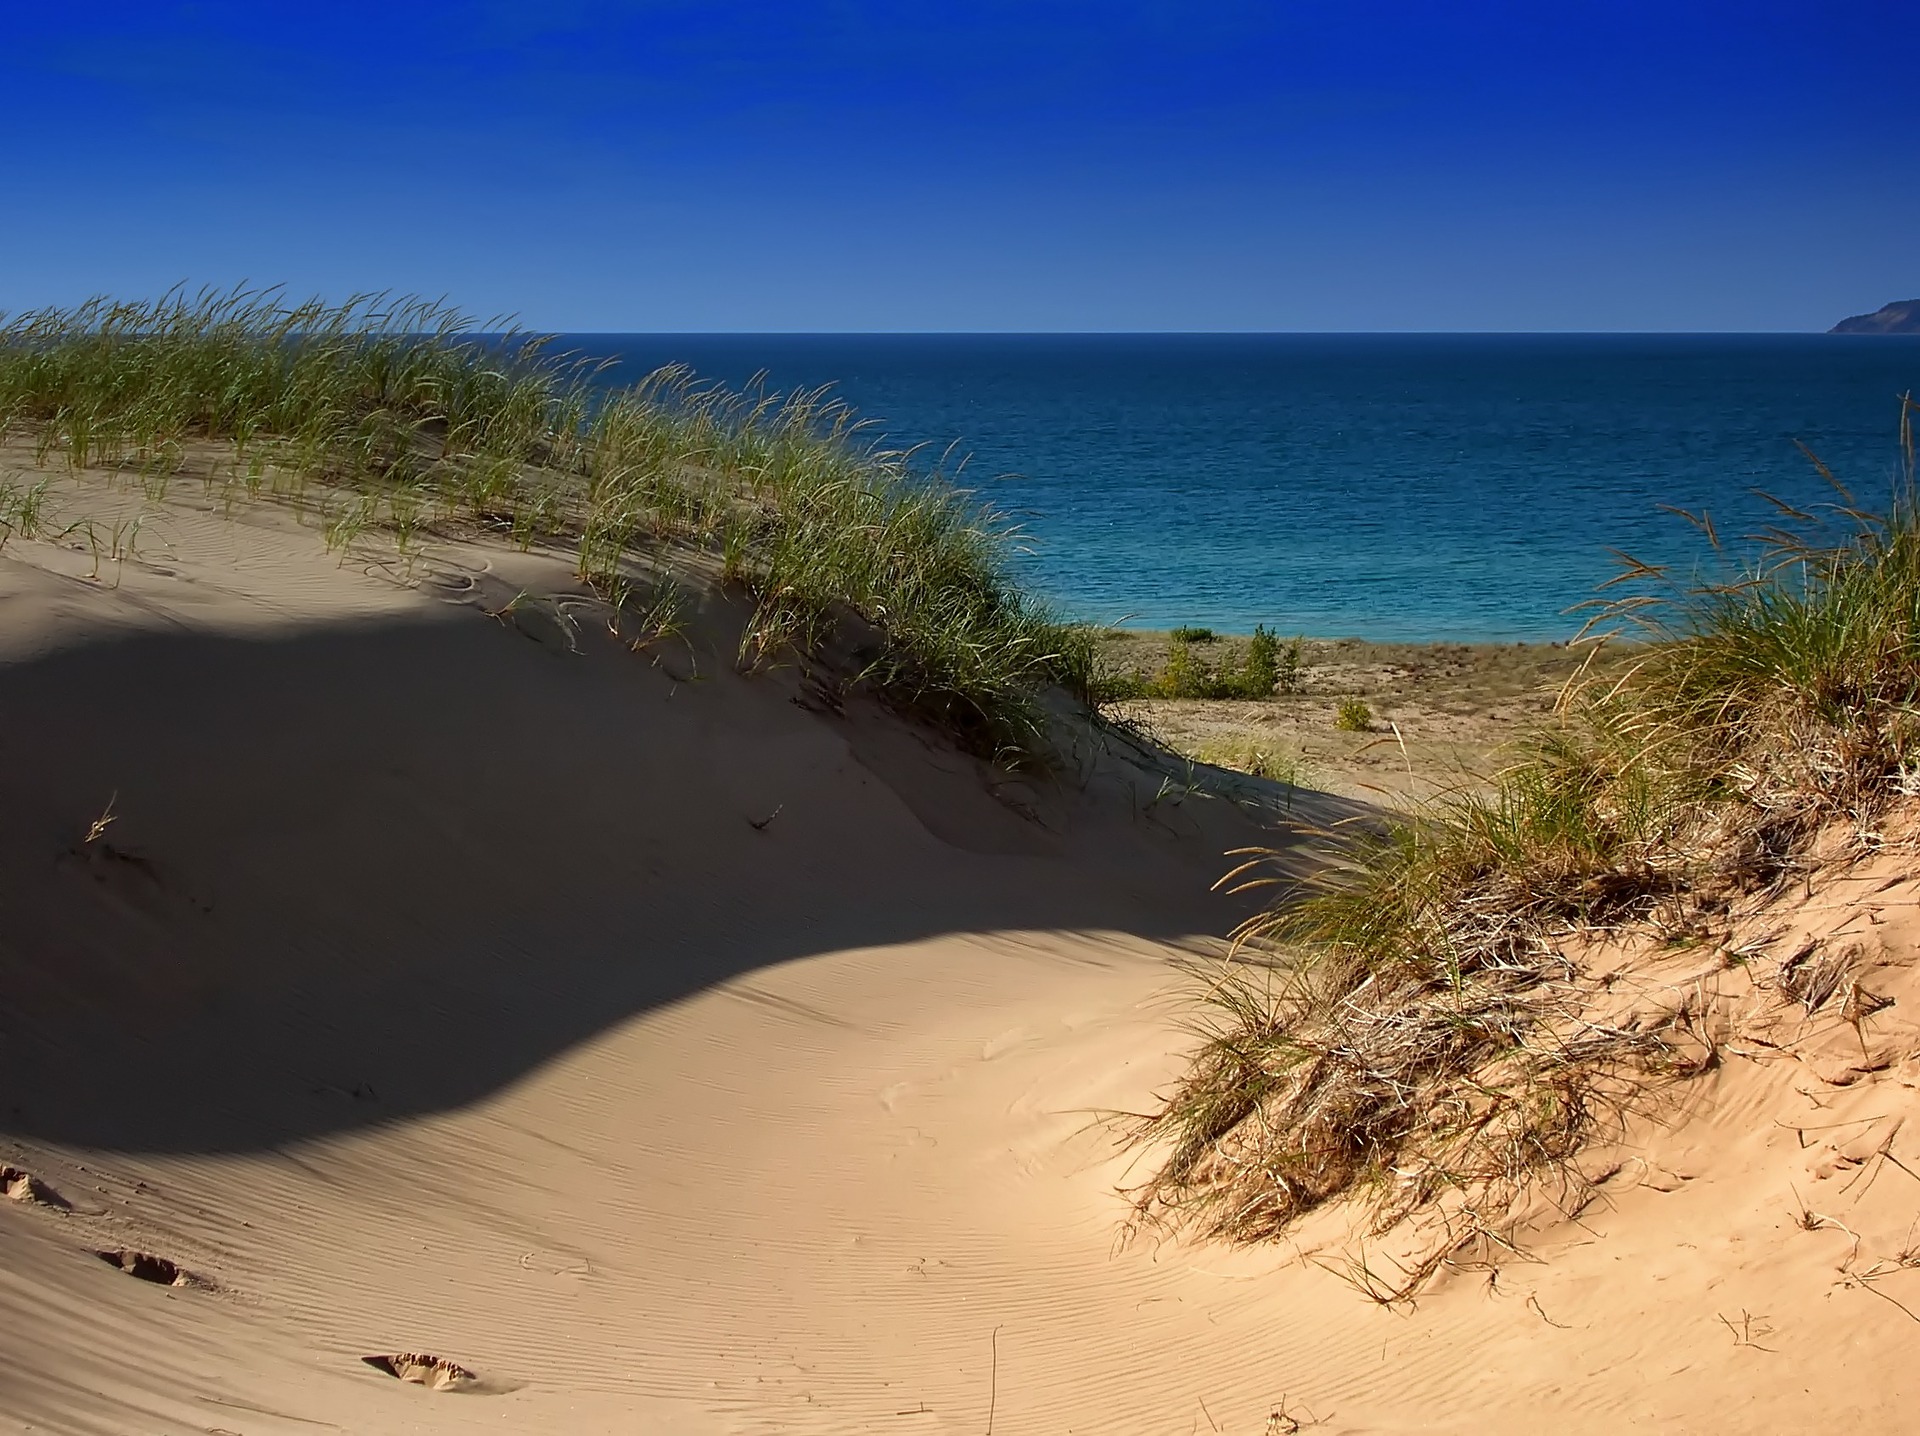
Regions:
[[1, 1, 1912, 332]]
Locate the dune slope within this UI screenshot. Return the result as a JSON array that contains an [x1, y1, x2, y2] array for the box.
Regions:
[[4, 477, 1920, 1434]]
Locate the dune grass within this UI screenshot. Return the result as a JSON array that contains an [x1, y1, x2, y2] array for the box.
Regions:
[[1184, 736, 1308, 787], [1131, 397, 1920, 1278], [0, 474, 52, 552], [0, 288, 1092, 764]]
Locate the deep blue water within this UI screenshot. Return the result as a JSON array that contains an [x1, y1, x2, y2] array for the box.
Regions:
[[561, 334, 1920, 643]]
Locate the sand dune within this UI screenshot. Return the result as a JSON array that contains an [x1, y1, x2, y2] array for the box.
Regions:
[[5, 476, 1920, 1433]]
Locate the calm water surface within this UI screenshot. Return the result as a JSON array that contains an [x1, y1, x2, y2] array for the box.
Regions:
[[563, 334, 1920, 642]]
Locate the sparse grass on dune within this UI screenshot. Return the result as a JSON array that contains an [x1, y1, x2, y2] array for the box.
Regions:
[[0, 288, 1091, 763], [1182, 736, 1309, 787], [0, 473, 53, 552], [1133, 398, 1920, 1282]]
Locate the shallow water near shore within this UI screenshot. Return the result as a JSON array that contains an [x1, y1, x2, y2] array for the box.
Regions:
[[568, 333, 1920, 642]]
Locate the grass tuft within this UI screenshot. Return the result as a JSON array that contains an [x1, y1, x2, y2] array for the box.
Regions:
[[1131, 395, 1920, 1283], [0, 474, 53, 552], [1333, 696, 1373, 731]]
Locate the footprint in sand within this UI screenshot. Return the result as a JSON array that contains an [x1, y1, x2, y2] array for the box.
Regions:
[[505, 597, 583, 655], [57, 830, 214, 918], [2, 1164, 71, 1210], [94, 1247, 203, 1288], [361, 1352, 486, 1392]]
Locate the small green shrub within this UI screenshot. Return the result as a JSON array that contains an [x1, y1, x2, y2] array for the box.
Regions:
[[1085, 628, 1303, 708], [1240, 625, 1280, 698], [1334, 696, 1373, 731], [1144, 625, 1288, 700], [1159, 634, 1209, 697], [1276, 634, 1305, 694]]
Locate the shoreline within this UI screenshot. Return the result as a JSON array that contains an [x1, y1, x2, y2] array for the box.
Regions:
[[1086, 621, 1588, 651]]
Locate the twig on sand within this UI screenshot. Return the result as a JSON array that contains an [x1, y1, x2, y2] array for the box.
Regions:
[[1873, 1120, 1920, 1186], [1841, 1117, 1909, 1198], [82, 792, 119, 846], [1527, 1293, 1573, 1329], [1717, 1309, 1777, 1352], [1854, 1271, 1920, 1324], [984, 1324, 1001, 1435]]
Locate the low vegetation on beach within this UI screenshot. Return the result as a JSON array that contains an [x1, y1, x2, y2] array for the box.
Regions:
[[1096, 624, 1299, 702], [1129, 397, 1920, 1290], [0, 289, 1092, 765], [1099, 629, 1595, 803]]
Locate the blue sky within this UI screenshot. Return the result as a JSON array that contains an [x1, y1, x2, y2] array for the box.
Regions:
[[1, 1, 1912, 331]]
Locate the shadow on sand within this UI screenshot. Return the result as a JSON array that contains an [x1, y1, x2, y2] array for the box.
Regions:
[[0, 605, 1366, 1155]]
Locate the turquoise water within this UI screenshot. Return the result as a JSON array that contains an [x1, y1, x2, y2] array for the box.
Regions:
[[566, 335, 1920, 642]]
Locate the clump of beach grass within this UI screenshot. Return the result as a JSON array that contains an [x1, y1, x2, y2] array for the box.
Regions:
[[0, 288, 1092, 764], [1101, 624, 1291, 701], [0, 474, 52, 552], [1131, 397, 1920, 1286]]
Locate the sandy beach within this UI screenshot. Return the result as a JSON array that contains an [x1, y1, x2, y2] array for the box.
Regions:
[[1096, 630, 1598, 805], [1, 464, 1917, 1433]]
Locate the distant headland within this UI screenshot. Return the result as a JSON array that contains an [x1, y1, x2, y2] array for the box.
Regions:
[[1830, 299, 1920, 334]]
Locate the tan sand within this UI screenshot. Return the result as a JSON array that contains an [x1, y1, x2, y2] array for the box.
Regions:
[[4, 474, 1919, 1433], [1099, 631, 1600, 806]]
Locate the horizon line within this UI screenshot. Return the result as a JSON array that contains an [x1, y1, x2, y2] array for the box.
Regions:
[[525, 328, 1890, 338]]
